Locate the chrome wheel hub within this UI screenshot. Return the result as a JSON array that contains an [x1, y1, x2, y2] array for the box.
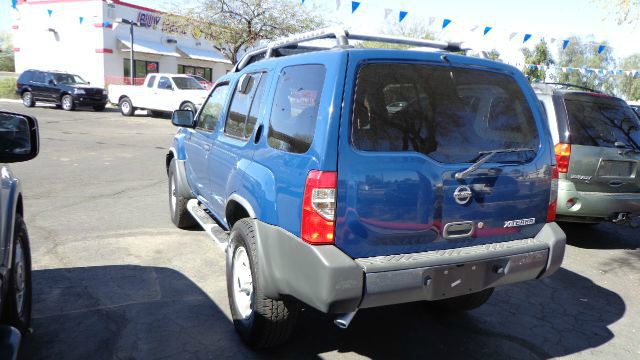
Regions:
[[232, 246, 253, 319]]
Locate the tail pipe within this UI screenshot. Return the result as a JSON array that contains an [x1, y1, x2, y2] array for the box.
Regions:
[[334, 310, 358, 329]]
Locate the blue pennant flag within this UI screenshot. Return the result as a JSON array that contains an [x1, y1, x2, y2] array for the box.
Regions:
[[351, 1, 360, 13], [399, 11, 408, 23], [562, 39, 570, 50], [528, 65, 536, 70], [104, 21, 110, 28], [47, 9, 53, 17], [79, 16, 84, 24], [301, 0, 304, 3], [523, 34, 532, 43], [597, 45, 606, 54], [483, 26, 492, 36], [442, 19, 452, 29], [11, 0, 17, 9], [618, 69, 623, 75], [568, 67, 573, 73]]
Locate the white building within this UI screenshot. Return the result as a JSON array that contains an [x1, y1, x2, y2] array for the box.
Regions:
[[11, 0, 233, 87]]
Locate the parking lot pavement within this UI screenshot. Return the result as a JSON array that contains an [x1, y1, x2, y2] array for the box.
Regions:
[[1, 100, 638, 359]]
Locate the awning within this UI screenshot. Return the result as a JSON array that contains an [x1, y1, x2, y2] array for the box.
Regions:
[[117, 37, 180, 57], [177, 46, 231, 64]]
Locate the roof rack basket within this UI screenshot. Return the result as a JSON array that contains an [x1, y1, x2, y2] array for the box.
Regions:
[[236, 27, 465, 71]]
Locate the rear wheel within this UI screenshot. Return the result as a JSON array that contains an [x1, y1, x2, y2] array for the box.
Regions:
[[1, 214, 32, 333], [61, 94, 75, 111], [226, 219, 300, 349], [119, 97, 134, 116], [168, 158, 196, 229], [22, 91, 35, 108], [428, 288, 494, 312]]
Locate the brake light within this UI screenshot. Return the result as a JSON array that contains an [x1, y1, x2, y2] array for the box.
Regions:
[[301, 170, 337, 244], [547, 165, 559, 222], [554, 143, 571, 173]]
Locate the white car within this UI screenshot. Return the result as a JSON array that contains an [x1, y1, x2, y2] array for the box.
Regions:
[[108, 74, 209, 117]]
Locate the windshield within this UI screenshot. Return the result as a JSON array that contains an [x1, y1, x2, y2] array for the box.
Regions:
[[351, 64, 540, 163], [172, 77, 204, 90], [564, 94, 640, 150], [52, 73, 88, 85]]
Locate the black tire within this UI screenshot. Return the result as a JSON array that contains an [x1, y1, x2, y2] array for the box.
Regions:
[[226, 219, 300, 349], [22, 91, 35, 108], [168, 158, 196, 229], [428, 288, 494, 312], [119, 97, 135, 116], [1, 214, 32, 333], [93, 104, 106, 111], [61, 94, 75, 111], [180, 102, 196, 113]]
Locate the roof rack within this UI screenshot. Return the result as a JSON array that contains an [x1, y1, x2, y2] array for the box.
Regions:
[[235, 27, 466, 71], [542, 82, 602, 94]]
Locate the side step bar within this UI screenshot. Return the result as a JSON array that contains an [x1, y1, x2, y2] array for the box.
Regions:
[[186, 199, 230, 250]]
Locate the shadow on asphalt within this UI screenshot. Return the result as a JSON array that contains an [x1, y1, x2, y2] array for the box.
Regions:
[[20, 265, 625, 360], [560, 222, 640, 250]]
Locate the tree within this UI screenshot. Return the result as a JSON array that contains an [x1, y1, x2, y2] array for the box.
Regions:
[[0, 32, 15, 72], [617, 54, 640, 100], [485, 49, 500, 61], [593, 0, 640, 24], [556, 36, 616, 94], [521, 40, 554, 82], [170, 0, 326, 64], [359, 18, 436, 49]]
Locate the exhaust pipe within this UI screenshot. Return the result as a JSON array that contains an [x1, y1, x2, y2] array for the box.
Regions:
[[334, 310, 357, 329]]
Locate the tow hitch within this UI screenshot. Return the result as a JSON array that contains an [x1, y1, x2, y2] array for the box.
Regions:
[[613, 213, 639, 228]]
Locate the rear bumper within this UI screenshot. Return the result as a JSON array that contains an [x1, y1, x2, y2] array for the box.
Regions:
[[252, 220, 566, 314], [557, 179, 640, 221]]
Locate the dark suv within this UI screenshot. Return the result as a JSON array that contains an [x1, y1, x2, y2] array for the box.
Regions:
[[16, 70, 107, 111]]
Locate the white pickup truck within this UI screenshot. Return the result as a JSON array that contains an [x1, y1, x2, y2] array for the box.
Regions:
[[108, 73, 209, 117]]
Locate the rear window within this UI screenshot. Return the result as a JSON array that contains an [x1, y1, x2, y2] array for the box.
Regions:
[[564, 95, 640, 150], [352, 64, 540, 163]]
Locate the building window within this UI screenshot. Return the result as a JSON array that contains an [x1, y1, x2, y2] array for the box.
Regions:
[[123, 59, 159, 79], [178, 64, 212, 82]]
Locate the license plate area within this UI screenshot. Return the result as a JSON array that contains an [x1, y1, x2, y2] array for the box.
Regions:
[[597, 160, 637, 178]]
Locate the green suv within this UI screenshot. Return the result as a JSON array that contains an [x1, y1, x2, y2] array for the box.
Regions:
[[534, 83, 640, 225]]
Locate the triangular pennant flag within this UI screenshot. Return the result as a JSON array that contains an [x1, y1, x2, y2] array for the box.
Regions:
[[568, 67, 573, 73], [399, 11, 408, 23], [301, 0, 304, 4], [599, 69, 605, 76], [47, 9, 53, 17], [562, 39, 570, 49], [528, 64, 536, 70], [550, 38, 557, 44], [79, 16, 84, 24], [610, 69, 615, 75], [509, 32, 517, 41], [351, 1, 360, 13], [104, 21, 110, 28], [483, 26, 492, 36], [428, 17, 435, 26], [336, 0, 340, 10], [11, 0, 17, 9], [442, 19, 452, 29], [384, 8, 392, 20], [626, 71, 633, 76], [523, 34, 532, 43], [469, 25, 479, 32], [562, 67, 568, 73], [598, 45, 606, 54], [618, 69, 624, 75]]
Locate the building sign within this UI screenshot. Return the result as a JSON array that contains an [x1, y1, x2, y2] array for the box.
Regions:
[[137, 11, 161, 29]]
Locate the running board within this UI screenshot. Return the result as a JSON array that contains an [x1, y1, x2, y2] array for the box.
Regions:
[[186, 199, 230, 250]]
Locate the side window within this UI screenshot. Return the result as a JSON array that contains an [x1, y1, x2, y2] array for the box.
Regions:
[[147, 75, 156, 88], [224, 72, 266, 139], [32, 71, 45, 83], [158, 76, 172, 90], [267, 64, 326, 153], [196, 83, 229, 131]]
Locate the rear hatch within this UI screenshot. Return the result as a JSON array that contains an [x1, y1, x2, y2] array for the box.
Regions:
[[561, 93, 640, 193], [335, 52, 554, 258]]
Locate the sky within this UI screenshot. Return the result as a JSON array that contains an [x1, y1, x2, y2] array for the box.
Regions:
[[2, 0, 640, 68]]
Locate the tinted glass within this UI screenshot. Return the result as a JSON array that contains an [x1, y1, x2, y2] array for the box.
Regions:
[[267, 65, 325, 153], [32, 72, 45, 83], [225, 74, 259, 138], [564, 95, 640, 150], [147, 75, 156, 88], [0, 114, 31, 155], [196, 84, 229, 131], [52, 73, 87, 85], [172, 77, 203, 90], [245, 74, 268, 138], [158, 77, 172, 90], [352, 64, 539, 163]]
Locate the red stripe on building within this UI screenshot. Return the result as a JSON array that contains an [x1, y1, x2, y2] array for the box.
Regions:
[[11, 25, 19, 29], [17, 0, 161, 13], [12, 48, 20, 52], [94, 22, 113, 29], [95, 48, 113, 53]]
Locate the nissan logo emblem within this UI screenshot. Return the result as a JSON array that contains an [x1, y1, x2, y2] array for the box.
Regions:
[[454, 185, 473, 205]]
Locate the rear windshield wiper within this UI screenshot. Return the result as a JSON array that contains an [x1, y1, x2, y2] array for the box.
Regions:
[[455, 148, 535, 181]]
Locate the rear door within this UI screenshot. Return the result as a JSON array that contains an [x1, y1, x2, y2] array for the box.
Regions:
[[561, 93, 640, 193], [29, 71, 47, 100], [335, 53, 553, 258]]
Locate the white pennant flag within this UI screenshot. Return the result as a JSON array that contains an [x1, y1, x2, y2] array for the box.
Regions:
[[469, 25, 479, 32], [509, 32, 517, 41], [429, 17, 435, 26], [550, 38, 557, 44], [384, 8, 392, 20], [336, 0, 340, 10]]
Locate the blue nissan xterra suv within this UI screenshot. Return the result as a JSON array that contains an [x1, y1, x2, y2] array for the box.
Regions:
[[166, 28, 567, 348]]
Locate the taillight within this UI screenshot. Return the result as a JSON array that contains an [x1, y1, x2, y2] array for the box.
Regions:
[[554, 143, 571, 173], [547, 165, 559, 222], [301, 170, 336, 244]]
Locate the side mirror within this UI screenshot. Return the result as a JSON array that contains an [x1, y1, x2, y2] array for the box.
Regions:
[[48, 79, 56, 86], [171, 110, 194, 128], [0, 112, 39, 163]]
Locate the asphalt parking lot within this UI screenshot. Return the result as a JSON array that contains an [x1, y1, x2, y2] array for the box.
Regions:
[[1, 100, 639, 360]]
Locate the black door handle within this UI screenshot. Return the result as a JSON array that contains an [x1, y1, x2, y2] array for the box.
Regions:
[[254, 124, 263, 144]]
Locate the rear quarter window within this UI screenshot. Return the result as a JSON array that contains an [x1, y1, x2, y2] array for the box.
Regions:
[[351, 63, 539, 163]]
